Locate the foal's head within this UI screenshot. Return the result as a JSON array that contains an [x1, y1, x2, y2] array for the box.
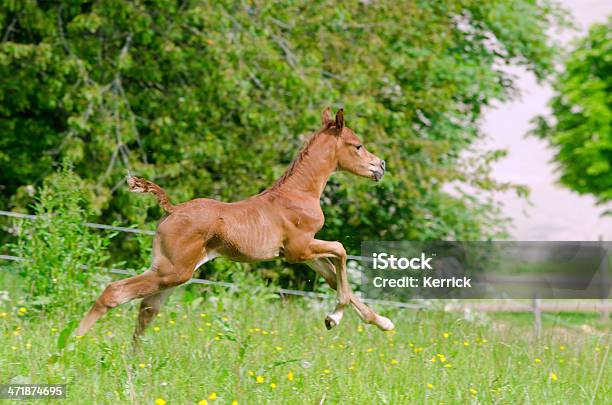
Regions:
[[322, 108, 386, 181]]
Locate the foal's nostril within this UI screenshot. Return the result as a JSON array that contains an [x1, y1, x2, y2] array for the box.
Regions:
[[381, 160, 386, 171]]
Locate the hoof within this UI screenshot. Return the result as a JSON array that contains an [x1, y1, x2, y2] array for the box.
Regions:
[[324, 313, 342, 330], [374, 315, 395, 331]]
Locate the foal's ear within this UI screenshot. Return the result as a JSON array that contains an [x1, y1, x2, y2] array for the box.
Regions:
[[322, 107, 333, 127], [335, 108, 344, 131]]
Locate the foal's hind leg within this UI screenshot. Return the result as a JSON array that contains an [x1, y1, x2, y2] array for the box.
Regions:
[[75, 264, 192, 337], [306, 259, 394, 331], [133, 287, 176, 342]]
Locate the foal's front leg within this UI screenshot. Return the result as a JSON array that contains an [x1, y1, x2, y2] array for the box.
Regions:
[[294, 239, 352, 329], [306, 258, 394, 331]]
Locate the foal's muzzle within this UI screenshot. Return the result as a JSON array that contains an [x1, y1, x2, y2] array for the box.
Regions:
[[371, 159, 386, 182]]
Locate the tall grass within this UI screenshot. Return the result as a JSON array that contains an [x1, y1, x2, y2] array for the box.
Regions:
[[0, 277, 609, 404], [11, 164, 115, 314]]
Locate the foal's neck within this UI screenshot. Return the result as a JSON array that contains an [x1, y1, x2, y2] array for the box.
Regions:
[[272, 134, 337, 199]]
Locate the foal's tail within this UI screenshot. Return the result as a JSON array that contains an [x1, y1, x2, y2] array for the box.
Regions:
[[127, 176, 175, 213]]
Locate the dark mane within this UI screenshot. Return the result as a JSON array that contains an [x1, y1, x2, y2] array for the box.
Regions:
[[265, 123, 335, 192]]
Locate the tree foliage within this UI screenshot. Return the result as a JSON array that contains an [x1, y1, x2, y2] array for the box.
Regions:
[[533, 16, 612, 206], [0, 1, 567, 271]]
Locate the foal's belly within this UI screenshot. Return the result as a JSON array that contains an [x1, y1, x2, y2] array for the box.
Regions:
[[212, 219, 284, 262], [215, 237, 282, 262]]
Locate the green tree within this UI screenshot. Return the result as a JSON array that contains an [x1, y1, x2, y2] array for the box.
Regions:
[[0, 1, 568, 277], [533, 16, 612, 207]]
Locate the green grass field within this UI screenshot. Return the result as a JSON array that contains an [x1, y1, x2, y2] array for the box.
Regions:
[[1, 279, 610, 405]]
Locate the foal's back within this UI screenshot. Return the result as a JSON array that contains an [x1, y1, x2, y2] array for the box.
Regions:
[[157, 194, 288, 262]]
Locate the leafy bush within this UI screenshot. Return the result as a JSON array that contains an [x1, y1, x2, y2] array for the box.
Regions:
[[12, 164, 115, 314]]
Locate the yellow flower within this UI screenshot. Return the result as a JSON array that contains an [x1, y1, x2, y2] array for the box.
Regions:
[[595, 346, 601, 352], [391, 359, 398, 365], [287, 371, 294, 381], [231, 401, 238, 405], [323, 369, 331, 374], [208, 392, 217, 400], [198, 327, 204, 332], [200, 313, 208, 318], [443, 332, 450, 338], [221, 316, 229, 321], [463, 341, 470, 346], [269, 383, 277, 389], [470, 388, 477, 395], [535, 358, 542, 363], [559, 345, 565, 351], [262, 331, 269, 335], [139, 363, 146, 369], [357, 324, 364, 333], [198, 400, 208, 405], [256, 375, 264, 384], [11, 346, 17, 351], [0, 312, 7, 317], [154, 399, 166, 405], [444, 364, 452, 368], [550, 372, 558, 381], [75, 335, 83, 340], [481, 339, 487, 344], [436, 354, 446, 362], [153, 326, 160, 332], [430, 356, 437, 363], [427, 383, 434, 389], [367, 348, 375, 353], [275, 346, 283, 351], [248, 370, 255, 377], [169, 320, 175, 325]]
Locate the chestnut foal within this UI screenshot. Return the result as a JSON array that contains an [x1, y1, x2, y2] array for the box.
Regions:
[[75, 108, 394, 339]]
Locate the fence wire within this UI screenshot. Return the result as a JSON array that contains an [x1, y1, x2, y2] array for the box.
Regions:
[[1, 210, 609, 322]]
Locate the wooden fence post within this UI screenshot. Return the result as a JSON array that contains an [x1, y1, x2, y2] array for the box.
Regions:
[[599, 236, 609, 321], [533, 294, 541, 339]]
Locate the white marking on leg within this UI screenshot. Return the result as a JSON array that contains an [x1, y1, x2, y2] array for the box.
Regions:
[[327, 309, 344, 326], [374, 315, 395, 331]]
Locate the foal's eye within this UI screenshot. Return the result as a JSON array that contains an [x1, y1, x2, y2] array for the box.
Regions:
[[355, 144, 363, 150]]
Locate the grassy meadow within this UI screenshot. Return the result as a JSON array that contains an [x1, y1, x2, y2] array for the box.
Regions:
[[0, 277, 610, 405]]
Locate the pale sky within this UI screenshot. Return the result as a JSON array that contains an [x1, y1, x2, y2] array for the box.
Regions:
[[481, 0, 612, 241]]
